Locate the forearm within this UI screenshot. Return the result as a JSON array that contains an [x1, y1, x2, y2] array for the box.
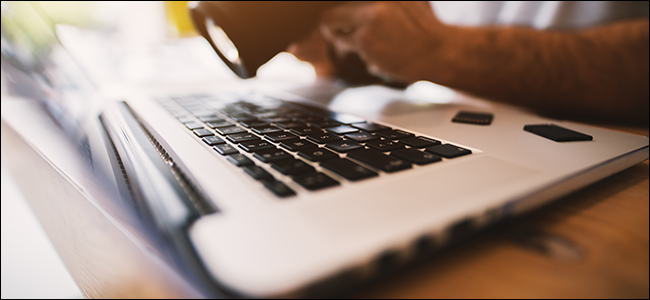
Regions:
[[425, 19, 649, 123]]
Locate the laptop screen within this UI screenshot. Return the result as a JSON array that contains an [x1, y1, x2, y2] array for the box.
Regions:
[[1, 1, 101, 140]]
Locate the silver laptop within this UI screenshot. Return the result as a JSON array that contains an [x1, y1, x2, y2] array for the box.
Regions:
[[2, 2, 648, 297]]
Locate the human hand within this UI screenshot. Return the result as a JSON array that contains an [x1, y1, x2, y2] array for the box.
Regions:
[[286, 29, 337, 78], [318, 1, 446, 83]]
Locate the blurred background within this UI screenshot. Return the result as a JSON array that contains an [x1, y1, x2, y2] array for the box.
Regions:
[[1, 1, 319, 298]]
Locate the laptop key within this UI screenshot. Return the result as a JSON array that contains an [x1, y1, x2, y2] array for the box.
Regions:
[[198, 115, 224, 122], [264, 131, 299, 143], [293, 172, 340, 191], [213, 144, 239, 155], [217, 126, 247, 135], [193, 129, 214, 137], [239, 120, 269, 128], [325, 139, 364, 153], [242, 165, 273, 180], [238, 139, 275, 153], [253, 148, 293, 163], [320, 158, 378, 181], [251, 126, 282, 135], [400, 136, 441, 148], [391, 148, 442, 165], [261, 179, 295, 197], [202, 135, 225, 146], [326, 125, 359, 135], [375, 129, 414, 140], [425, 144, 472, 158], [184, 122, 204, 130], [344, 131, 379, 142], [279, 139, 319, 152], [226, 133, 259, 143], [264, 117, 292, 123], [270, 158, 316, 175], [298, 148, 339, 161], [226, 153, 254, 167], [290, 126, 322, 136], [306, 132, 342, 144], [276, 121, 307, 129], [309, 119, 341, 128], [205, 121, 235, 129], [347, 148, 412, 173], [352, 122, 390, 132], [365, 139, 406, 152]]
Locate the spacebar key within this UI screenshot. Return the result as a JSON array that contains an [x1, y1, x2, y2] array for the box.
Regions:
[[347, 148, 411, 173], [320, 158, 378, 181]]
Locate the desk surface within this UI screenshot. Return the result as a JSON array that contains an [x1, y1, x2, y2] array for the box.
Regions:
[[1, 97, 648, 299]]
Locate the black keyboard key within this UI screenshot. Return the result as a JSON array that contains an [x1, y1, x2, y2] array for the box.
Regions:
[[205, 121, 235, 129], [213, 144, 239, 155], [217, 126, 247, 135], [425, 144, 472, 158], [325, 139, 364, 153], [184, 122, 204, 130], [253, 148, 293, 162], [238, 139, 275, 153], [400, 136, 441, 148], [262, 179, 295, 197], [344, 131, 379, 142], [365, 139, 406, 151], [347, 148, 412, 173], [264, 117, 292, 123], [198, 115, 224, 122], [352, 123, 390, 132], [320, 158, 378, 181], [226, 132, 259, 143], [290, 126, 322, 136], [375, 129, 414, 140], [193, 129, 214, 137], [309, 119, 341, 128], [276, 121, 307, 129], [280, 139, 319, 152], [295, 115, 327, 123], [391, 148, 442, 165], [242, 165, 274, 180], [251, 126, 282, 135], [306, 132, 342, 144], [270, 158, 316, 175], [264, 131, 299, 143], [524, 124, 593, 142], [202, 135, 225, 145], [229, 114, 256, 122], [293, 172, 340, 191], [326, 125, 359, 135], [240, 120, 269, 128], [298, 148, 339, 161], [226, 154, 254, 166]]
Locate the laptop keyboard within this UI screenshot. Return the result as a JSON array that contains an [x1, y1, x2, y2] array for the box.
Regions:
[[156, 93, 473, 197]]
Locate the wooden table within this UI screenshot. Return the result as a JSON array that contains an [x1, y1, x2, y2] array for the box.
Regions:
[[1, 95, 648, 299]]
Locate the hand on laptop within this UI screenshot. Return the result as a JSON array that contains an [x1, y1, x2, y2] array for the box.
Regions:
[[287, 1, 649, 124]]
